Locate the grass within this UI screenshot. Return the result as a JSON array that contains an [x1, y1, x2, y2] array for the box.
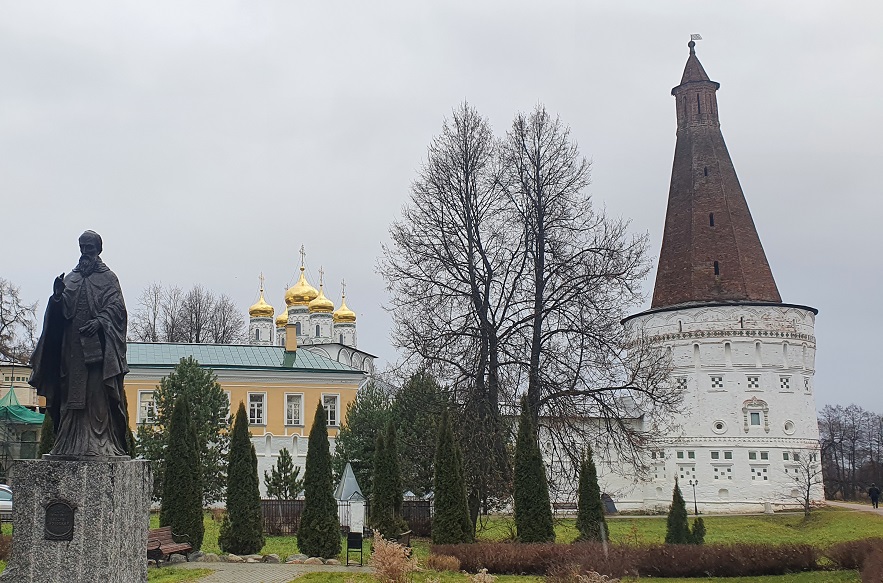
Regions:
[[147, 567, 212, 582]]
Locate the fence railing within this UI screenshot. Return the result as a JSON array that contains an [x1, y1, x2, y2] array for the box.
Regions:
[[260, 498, 432, 536]]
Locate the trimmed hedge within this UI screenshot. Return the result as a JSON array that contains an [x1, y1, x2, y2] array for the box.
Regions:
[[432, 541, 820, 578]]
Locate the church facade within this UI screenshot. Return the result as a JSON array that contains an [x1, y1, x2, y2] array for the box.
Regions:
[[580, 42, 822, 512]]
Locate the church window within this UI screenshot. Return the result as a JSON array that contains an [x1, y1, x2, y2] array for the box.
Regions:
[[255, 328, 260, 341], [804, 377, 811, 391], [713, 261, 720, 275], [724, 451, 733, 460], [295, 322, 301, 336], [750, 466, 769, 481], [316, 325, 321, 337], [710, 376, 724, 389], [712, 420, 726, 433], [749, 451, 757, 460], [248, 393, 266, 425], [709, 212, 714, 225], [780, 376, 791, 390], [677, 451, 684, 459], [678, 464, 696, 480], [747, 376, 760, 389], [711, 451, 720, 460], [687, 451, 696, 459], [676, 377, 688, 390], [760, 451, 769, 460], [138, 391, 156, 424], [323, 394, 339, 426], [696, 93, 701, 114], [750, 412, 761, 426], [784, 420, 796, 435], [740, 316, 744, 329], [285, 394, 303, 426], [678, 320, 683, 332], [793, 452, 801, 462], [339, 334, 344, 344], [783, 452, 789, 461], [704, 167, 709, 177]]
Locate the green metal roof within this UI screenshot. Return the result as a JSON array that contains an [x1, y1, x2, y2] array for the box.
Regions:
[[127, 342, 362, 374], [0, 389, 44, 425]]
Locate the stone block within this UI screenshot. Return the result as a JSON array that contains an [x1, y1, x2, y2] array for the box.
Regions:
[[0, 458, 152, 583]]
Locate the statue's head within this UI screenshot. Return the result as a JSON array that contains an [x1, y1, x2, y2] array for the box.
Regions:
[[78, 230, 102, 258], [77, 230, 102, 274]]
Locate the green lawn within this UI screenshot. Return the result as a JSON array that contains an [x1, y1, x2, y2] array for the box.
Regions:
[[0, 562, 210, 581]]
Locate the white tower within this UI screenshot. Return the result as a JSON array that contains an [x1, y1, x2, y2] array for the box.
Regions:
[[332, 281, 357, 347], [623, 41, 822, 512], [248, 275, 274, 346]]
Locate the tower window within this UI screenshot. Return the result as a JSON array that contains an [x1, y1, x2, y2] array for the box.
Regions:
[[704, 167, 708, 177], [315, 325, 320, 337], [709, 212, 715, 226], [295, 322, 301, 336], [255, 329, 260, 341], [714, 261, 720, 275], [697, 93, 701, 115], [339, 334, 344, 344]]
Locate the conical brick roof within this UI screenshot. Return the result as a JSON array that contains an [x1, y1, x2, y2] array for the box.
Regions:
[[650, 42, 781, 309]]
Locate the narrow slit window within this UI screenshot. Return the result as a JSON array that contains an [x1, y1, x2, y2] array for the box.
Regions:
[[709, 212, 715, 226], [697, 93, 702, 115], [704, 167, 708, 177], [714, 261, 720, 275]]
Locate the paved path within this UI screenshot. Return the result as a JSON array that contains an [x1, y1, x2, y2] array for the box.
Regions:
[[171, 562, 370, 583], [827, 500, 883, 514]]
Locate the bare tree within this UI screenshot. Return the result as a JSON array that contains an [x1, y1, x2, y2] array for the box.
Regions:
[[0, 278, 37, 364], [380, 102, 517, 526], [819, 403, 883, 500], [782, 446, 825, 516], [130, 283, 245, 345]]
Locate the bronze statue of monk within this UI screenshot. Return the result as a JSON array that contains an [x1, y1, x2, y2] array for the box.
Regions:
[[29, 230, 130, 458]]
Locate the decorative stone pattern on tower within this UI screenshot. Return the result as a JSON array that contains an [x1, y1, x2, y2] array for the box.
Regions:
[[652, 40, 781, 309]]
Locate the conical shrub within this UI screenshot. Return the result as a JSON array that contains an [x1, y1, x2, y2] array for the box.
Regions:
[[298, 402, 341, 558], [431, 408, 472, 544], [160, 397, 204, 550], [665, 479, 691, 544], [514, 396, 554, 542], [575, 446, 606, 542], [218, 402, 264, 555]]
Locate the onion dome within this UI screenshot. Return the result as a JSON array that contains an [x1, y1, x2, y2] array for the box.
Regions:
[[275, 309, 288, 328], [308, 284, 334, 314], [248, 287, 274, 318], [333, 295, 356, 323], [285, 267, 319, 306]]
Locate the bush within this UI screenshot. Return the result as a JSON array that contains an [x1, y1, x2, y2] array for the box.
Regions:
[[664, 480, 690, 544], [826, 538, 883, 570], [434, 541, 819, 578], [426, 554, 461, 572], [575, 446, 606, 542], [0, 533, 11, 561], [370, 530, 418, 583], [862, 548, 883, 583], [160, 397, 205, 550], [218, 402, 264, 555], [513, 396, 554, 543], [298, 402, 342, 558], [547, 564, 620, 583], [690, 516, 706, 545]]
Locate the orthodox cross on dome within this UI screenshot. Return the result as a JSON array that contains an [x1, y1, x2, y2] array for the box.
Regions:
[[318, 266, 325, 286], [299, 245, 306, 268], [259, 272, 265, 292], [341, 279, 347, 298]]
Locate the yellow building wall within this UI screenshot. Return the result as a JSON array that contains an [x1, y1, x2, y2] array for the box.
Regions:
[[124, 377, 358, 438]]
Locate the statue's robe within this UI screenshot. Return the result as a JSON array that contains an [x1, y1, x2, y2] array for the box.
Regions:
[[29, 260, 130, 457]]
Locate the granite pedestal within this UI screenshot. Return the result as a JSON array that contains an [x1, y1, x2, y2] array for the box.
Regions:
[[0, 458, 152, 583]]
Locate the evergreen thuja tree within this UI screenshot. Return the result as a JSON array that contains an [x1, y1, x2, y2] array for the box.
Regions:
[[264, 448, 303, 500], [690, 516, 706, 545], [514, 396, 554, 543], [298, 402, 341, 559], [370, 422, 407, 538], [431, 408, 473, 544], [37, 411, 55, 457], [575, 446, 606, 542], [160, 397, 205, 550], [218, 402, 264, 555], [665, 479, 691, 544]]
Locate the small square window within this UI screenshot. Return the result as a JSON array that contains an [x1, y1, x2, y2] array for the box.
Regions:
[[677, 451, 684, 459], [711, 451, 720, 460], [760, 451, 769, 460], [780, 376, 791, 390], [783, 452, 790, 461], [750, 412, 761, 426], [749, 451, 757, 460], [688, 451, 695, 459], [711, 376, 724, 389], [676, 377, 688, 390], [724, 451, 733, 460], [793, 453, 800, 462], [747, 376, 760, 389]]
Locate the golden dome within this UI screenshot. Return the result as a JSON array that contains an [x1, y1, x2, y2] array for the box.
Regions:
[[275, 309, 288, 328], [285, 267, 318, 306], [333, 296, 356, 323], [248, 288, 274, 319], [308, 285, 334, 314]]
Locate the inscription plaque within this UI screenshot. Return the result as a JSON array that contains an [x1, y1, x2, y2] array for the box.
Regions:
[[44, 500, 75, 541]]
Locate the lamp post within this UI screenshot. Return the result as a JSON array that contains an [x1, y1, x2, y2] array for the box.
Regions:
[[688, 478, 699, 515]]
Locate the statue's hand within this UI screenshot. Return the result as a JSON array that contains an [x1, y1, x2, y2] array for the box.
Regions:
[[53, 273, 65, 299], [79, 319, 100, 337]]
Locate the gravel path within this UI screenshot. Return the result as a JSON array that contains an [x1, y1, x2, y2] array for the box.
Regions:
[[171, 562, 370, 583]]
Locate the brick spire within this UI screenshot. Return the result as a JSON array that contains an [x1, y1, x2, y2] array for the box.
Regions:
[[650, 41, 781, 309]]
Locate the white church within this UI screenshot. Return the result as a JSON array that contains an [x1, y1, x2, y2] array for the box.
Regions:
[[574, 42, 822, 512]]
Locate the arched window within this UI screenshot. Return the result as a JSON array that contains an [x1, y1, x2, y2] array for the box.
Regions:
[[295, 322, 301, 336], [339, 334, 344, 344], [254, 328, 260, 341], [315, 325, 320, 337]]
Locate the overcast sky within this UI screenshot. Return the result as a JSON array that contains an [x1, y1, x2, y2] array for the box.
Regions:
[[2, 1, 880, 411]]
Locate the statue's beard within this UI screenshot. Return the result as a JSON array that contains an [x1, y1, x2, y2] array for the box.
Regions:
[[77, 254, 98, 276]]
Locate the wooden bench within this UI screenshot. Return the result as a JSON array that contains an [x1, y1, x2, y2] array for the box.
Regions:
[[553, 502, 578, 514], [146, 526, 192, 562]]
